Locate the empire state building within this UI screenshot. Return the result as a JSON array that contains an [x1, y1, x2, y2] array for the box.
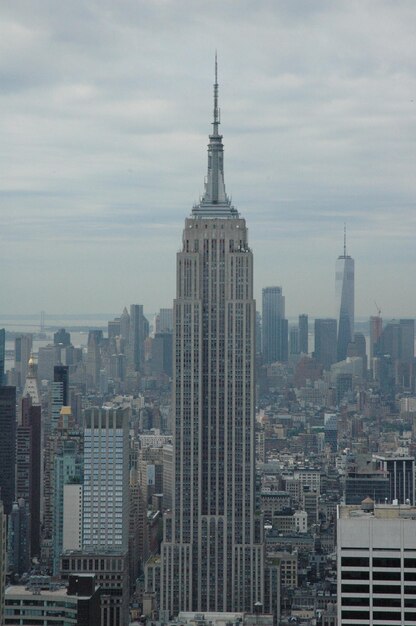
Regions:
[[160, 62, 264, 617]]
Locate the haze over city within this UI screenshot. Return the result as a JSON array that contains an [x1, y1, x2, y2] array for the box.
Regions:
[[1, 0, 415, 316]]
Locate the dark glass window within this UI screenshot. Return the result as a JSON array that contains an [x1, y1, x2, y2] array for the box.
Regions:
[[373, 611, 401, 621], [373, 557, 401, 568], [373, 570, 401, 581], [341, 610, 369, 619], [342, 556, 369, 567], [342, 570, 369, 580], [373, 585, 401, 594]]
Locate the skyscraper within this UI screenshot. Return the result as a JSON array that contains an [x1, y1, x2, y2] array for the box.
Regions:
[[128, 304, 147, 373], [83, 407, 129, 551], [336, 227, 354, 361], [0, 386, 16, 515], [338, 501, 416, 625], [14, 334, 32, 388], [298, 314, 308, 355], [0, 329, 5, 385], [262, 286, 288, 363], [160, 62, 264, 617], [314, 318, 337, 371]]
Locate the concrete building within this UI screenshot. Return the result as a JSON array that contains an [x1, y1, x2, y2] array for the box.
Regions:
[[63, 483, 83, 551], [373, 455, 415, 505], [337, 501, 416, 625], [160, 64, 264, 618], [4, 575, 100, 626], [60, 550, 129, 626], [82, 407, 129, 551]]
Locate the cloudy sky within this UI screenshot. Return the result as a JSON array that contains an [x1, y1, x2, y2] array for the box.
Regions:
[[1, 0, 415, 319]]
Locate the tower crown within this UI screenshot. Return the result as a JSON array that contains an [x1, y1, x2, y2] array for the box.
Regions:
[[192, 55, 239, 219]]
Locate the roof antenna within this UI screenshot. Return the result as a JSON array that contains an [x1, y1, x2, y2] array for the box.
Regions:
[[344, 222, 347, 257], [213, 51, 219, 133]]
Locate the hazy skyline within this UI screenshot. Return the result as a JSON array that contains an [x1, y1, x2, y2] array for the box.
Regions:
[[1, 1, 415, 318]]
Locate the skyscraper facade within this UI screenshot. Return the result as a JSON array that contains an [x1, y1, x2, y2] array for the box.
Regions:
[[160, 65, 264, 617], [14, 334, 32, 388], [0, 329, 5, 385], [0, 386, 16, 515], [336, 229, 354, 362], [298, 314, 308, 355], [338, 502, 416, 625], [83, 407, 129, 551], [262, 286, 288, 363], [314, 318, 337, 371]]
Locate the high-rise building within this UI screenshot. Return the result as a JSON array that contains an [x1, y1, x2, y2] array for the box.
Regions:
[[52, 436, 83, 575], [399, 319, 415, 363], [373, 455, 415, 505], [21, 396, 42, 558], [38, 344, 61, 382], [120, 307, 130, 342], [7, 498, 30, 577], [314, 319, 337, 371], [298, 314, 308, 355], [54, 365, 69, 406], [0, 500, 6, 626], [156, 308, 173, 333], [82, 407, 129, 551], [289, 326, 300, 356], [369, 315, 382, 363], [262, 286, 288, 363], [86, 330, 103, 390], [53, 328, 71, 347], [128, 305, 147, 373], [337, 501, 416, 625], [14, 334, 32, 388], [151, 332, 173, 378], [0, 386, 16, 515], [336, 227, 354, 362], [18, 395, 42, 559], [160, 63, 264, 617], [0, 329, 5, 385]]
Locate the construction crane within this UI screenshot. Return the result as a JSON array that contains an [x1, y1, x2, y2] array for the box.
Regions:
[[374, 301, 381, 317]]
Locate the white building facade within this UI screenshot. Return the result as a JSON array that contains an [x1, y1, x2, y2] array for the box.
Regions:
[[82, 407, 129, 551], [337, 502, 416, 625]]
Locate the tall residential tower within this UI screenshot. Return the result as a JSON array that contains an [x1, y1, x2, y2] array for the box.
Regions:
[[336, 226, 355, 361], [160, 61, 264, 618]]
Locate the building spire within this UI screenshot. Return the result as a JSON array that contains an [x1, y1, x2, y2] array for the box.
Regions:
[[213, 51, 219, 135], [192, 55, 239, 218], [344, 223, 347, 257]]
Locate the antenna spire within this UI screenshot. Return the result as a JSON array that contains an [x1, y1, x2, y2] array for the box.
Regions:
[[213, 51, 219, 134], [344, 223, 347, 257]]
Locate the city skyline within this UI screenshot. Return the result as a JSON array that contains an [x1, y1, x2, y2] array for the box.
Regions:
[[1, 1, 416, 318]]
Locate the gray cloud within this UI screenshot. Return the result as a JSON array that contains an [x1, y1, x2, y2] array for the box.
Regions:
[[1, 0, 415, 317]]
